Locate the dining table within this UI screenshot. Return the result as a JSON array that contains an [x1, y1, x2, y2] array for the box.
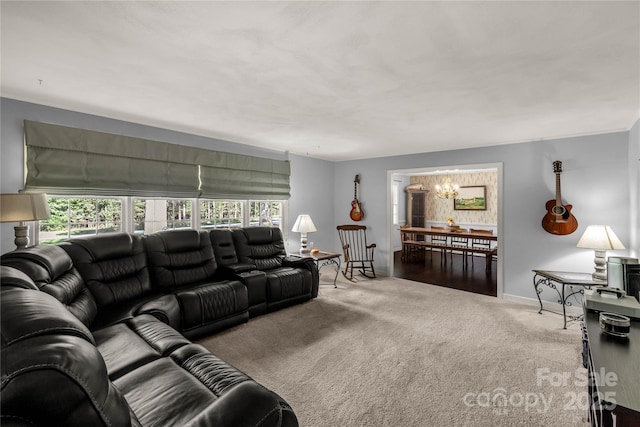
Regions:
[[400, 226, 498, 271]]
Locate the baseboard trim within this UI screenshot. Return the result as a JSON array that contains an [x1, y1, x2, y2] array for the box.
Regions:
[[502, 293, 583, 316]]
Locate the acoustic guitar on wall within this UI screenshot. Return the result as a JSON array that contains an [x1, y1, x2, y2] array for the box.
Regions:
[[542, 160, 578, 235], [350, 174, 364, 221]]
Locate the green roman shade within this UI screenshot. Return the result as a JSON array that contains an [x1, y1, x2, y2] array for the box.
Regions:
[[198, 152, 291, 200], [23, 120, 290, 199]]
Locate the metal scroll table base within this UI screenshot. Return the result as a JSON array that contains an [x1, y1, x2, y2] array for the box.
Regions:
[[317, 256, 341, 288], [532, 270, 605, 329]]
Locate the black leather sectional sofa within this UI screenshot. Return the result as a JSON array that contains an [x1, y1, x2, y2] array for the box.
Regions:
[[1, 227, 318, 427]]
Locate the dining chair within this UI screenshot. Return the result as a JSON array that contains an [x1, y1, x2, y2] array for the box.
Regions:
[[469, 229, 494, 267], [400, 225, 423, 262], [429, 226, 449, 262], [450, 235, 470, 266]]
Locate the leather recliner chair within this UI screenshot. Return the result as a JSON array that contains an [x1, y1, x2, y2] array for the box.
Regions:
[[1, 227, 310, 426], [144, 229, 249, 337], [231, 227, 319, 312], [1, 277, 298, 427]]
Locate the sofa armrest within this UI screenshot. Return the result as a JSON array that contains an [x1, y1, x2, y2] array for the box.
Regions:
[[171, 344, 298, 427], [283, 257, 319, 299], [218, 262, 258, 275], [183, 381, 299, 427], [283, 256, 312, 269], [135, 294, 181, 330]]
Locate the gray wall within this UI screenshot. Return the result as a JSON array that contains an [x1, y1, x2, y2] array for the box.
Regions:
[[287, 153, 335, 253], [629, 119, 639, 258], [333, 131, 633, 301], [1, 97, 637, 302], [0, 98, 335, 254]]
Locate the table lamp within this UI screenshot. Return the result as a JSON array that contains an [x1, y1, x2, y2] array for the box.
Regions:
[[292, 214, 317, 254], [0, 193, 50, 249], [576, 225, 625, 281]]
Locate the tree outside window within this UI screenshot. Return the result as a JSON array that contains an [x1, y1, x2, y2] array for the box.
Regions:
[[39, 197, 283, 244], [134, 199, 192, 234], [39, 197, 122, 244], [200, 200, 243, 229]]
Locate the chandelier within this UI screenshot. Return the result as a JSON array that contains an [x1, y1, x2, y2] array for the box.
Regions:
[[435, 176, 459, 199]]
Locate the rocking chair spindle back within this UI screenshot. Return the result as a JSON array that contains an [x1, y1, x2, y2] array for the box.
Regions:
[[336, 225, 376, 281]]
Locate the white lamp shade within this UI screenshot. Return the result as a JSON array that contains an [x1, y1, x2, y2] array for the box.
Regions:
[[0, 193, 50, 222], [292, 214, 317, 233], [576, 225, 625, 250]]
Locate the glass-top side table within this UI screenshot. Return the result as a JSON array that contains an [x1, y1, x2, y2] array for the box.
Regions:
[[290, 251, 341, 288], [532, 270, 607, 329]]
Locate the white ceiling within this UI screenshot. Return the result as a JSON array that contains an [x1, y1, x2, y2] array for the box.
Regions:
[[2, 1, 639, 161]]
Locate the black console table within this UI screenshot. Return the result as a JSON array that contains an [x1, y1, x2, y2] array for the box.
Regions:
[[582, 306, 640, 426], [533, 270, 606, 329]]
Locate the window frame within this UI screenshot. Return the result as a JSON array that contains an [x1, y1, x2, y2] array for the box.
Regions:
[[38, 195, 287, 244], [37, 196, 125, 245]]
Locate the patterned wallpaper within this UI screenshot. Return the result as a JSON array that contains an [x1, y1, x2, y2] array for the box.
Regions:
[[410, 172, 497, 226]]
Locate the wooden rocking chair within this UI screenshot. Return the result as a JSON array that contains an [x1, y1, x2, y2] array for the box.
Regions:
[[337, 225, 376, 281]]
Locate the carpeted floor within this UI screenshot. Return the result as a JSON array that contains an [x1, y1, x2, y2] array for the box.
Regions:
[[197, 274, 590, 426]]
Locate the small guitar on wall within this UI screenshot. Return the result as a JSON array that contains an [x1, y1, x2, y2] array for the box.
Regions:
[[542, 160, 578, 235], [350, 174, 364, 221]]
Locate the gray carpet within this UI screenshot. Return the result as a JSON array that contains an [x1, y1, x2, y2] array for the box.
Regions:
[[197, 274, 590, 426]]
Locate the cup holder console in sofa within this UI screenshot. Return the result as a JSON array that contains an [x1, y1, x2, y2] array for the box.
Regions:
[[1, 226, 314, 427]]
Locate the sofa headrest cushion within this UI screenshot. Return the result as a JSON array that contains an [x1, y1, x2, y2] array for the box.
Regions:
[[237, 227, 282, 245], [145, 229, 217, 289], [61, 232, 142, 260], [232, 227, 286, 265], [60, 233, 150, 307], [1, 245, 73, 284], [1, 288, 94, 346], [146, 229, 206, 252], [0, 265, 38, 290]]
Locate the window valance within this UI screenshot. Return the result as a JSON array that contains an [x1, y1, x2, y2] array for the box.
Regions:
[[23, 120, 290, 199]]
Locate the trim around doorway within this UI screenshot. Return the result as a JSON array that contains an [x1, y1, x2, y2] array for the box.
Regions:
[[386, 162, 504, 298]]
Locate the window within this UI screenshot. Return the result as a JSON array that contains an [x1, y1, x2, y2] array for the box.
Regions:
[[38, 196, 285, 244], [200, 200, 243, 229], [39, 197, 122, 244], [249, 201, 281, 227], [199, 200, 283, 229], [134, 199, 193, 234], [392, 181, 400, 225]]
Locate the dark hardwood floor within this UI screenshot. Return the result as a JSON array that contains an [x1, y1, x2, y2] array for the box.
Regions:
[[393, 249, 497, 297]]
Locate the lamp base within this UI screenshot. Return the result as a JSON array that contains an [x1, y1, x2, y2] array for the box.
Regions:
[[592, 250, 607, 281], [300, 233, 309, 254], [14, 224, 29, 250]]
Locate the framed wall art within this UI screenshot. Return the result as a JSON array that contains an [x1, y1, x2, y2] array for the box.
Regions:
[[454, 186, 486, 210]]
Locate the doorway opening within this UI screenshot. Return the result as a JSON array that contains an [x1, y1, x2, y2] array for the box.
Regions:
[[387, 163, 503, 297]]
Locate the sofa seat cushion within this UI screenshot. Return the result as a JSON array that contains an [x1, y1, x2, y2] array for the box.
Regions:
[[93, 314, 191, 380], [90, 292, 164, 330], [174, 281, 249, 338], [94, 322, 160, 381], [114, 344, 297, 427]]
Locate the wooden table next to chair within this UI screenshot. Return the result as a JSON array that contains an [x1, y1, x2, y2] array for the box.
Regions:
[[400, 226, 497, 271]]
